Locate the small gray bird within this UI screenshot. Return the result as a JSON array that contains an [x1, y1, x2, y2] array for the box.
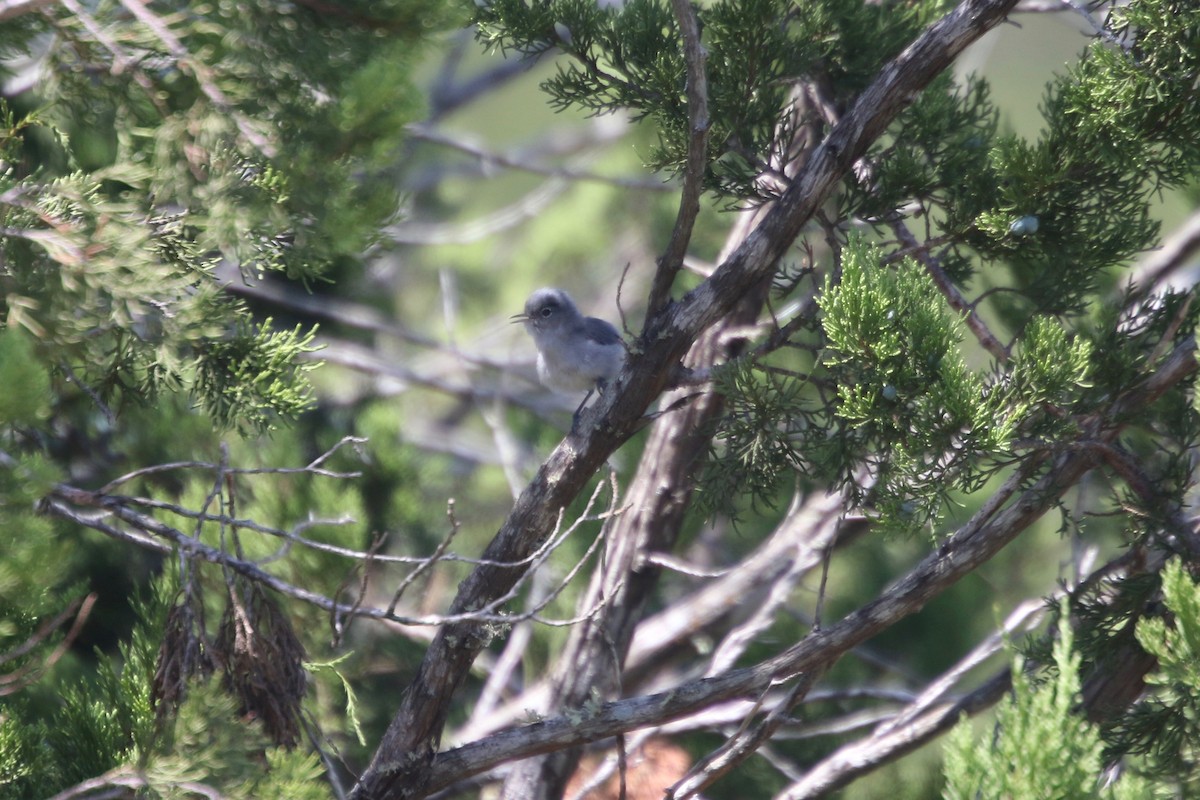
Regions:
[[512, 287, 625, 419]]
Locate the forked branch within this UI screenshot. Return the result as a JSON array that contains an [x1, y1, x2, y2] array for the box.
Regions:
[[351, 0, 1024, 796]]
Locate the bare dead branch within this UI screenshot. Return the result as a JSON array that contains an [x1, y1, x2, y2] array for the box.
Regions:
[[98, 436, 365, 493], [331, 531, 388, 648], [47, 479, 621, 630], [470, 569, 552, 728], [776, 595, 1056, 798], [775, 669, 1011, 800], [671, 676, 816, 800], [1129, 208, 1200, 294], [44, 434, 631, 644], [704, 494, 844, 677], [386, 499, 464, 615], [87, 486, 593, 572], [624, 490, 844, 679]]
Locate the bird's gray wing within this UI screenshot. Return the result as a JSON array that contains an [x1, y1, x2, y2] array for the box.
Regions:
[[582, 316, 623, 346]]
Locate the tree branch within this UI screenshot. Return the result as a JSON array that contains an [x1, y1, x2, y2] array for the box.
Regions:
[[1129, 207, 1200, 294], [645, 0, 711, 317], [349, 1, 1023, 796], [775, 669, 1012, 799], [43, 474, 622, 631], [774, 598, 1050, 798], [415, 336, 1195, 793]]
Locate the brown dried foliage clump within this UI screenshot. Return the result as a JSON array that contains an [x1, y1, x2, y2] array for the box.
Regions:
[[151, 576, 309, 749], [214, 581, 309, 748], [152, 593, 215, 717]]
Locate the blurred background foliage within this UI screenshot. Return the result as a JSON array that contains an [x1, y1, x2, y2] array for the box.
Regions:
[[1, 0, 1198, 798]]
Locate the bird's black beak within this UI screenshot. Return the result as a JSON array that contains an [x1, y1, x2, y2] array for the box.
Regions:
[[510, 313, 530, 324]]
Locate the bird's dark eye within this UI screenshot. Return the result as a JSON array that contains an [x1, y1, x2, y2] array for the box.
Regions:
[[540, 306, 554, 318]]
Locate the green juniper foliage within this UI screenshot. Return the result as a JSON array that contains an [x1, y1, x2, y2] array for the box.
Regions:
[[842, 71, 1000, 283], [699, 355, 811, 518], [0, 586, 331, 800], [0, 583, 160, 798], [1104, 558, 1200, 793], [842, 0, 1200, 320], [704, 238, 1097, 536], [1, 0, 452, 433], [942, 603, 1156, 800], [818, 239, 1007, 532], [149, 677, 330, 800], [717, 0, 1196, 536], [473, 0, 1200, 542], [0, 438, 380, 797], [946, 561, 1200, 798]]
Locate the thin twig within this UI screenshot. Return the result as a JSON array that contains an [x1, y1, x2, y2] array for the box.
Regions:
[[705, 494, 843, 676], [0, 593, 98, 696], [646, 0, 711, 317], [331, 531, 388, 647], [48, 768, 227, 800], [669, 676, 815, 799], [98, 436, 366, 492], [407, 124, 669, 191], [773, 673, 1011, 800], [387, 500, 464, 615], [625, 489, 844, 675], [887, 214, 1010, 362], [44, 488, 618, 629]]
